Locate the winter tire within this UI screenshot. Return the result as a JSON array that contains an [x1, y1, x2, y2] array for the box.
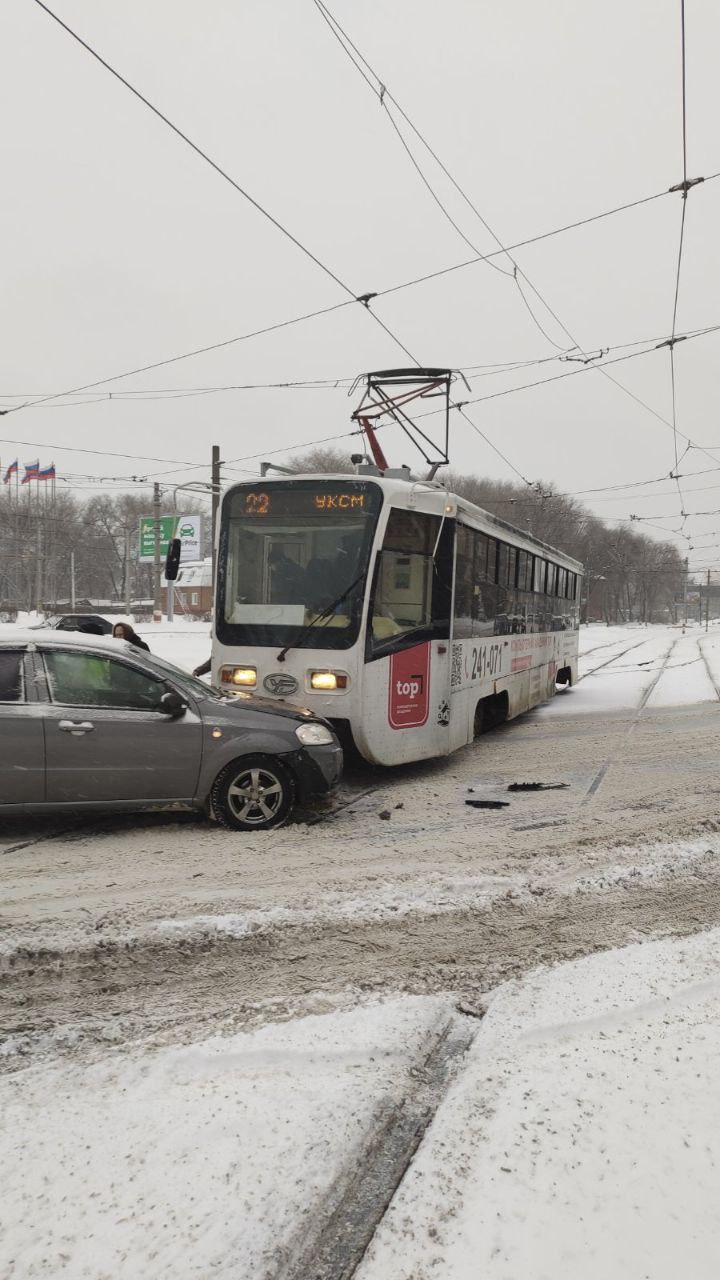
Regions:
[[211, 755, 295, 832]]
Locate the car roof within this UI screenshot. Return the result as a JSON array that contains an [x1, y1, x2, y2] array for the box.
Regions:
[[58, 613, 110, 621], [0, 629, 136, 655]]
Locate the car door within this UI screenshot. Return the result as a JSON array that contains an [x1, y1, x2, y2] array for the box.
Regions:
[[0, 648, 45, 805], [41, 647, 203, 804]]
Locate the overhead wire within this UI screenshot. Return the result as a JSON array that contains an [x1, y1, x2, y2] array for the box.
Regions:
[[666, 0, 690, 523], [24, 0, 419, 424], [313, 0, 571, 350], [0, 434, 206, 469], [3, 177, 713, 417], [311, 0, 715, 454], [16, 0, 720, 517], [414, 323, 720, 449], [0, 322, 713, 406]]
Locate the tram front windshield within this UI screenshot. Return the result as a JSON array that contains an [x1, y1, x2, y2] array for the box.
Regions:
[[217, 480, 383, 650]]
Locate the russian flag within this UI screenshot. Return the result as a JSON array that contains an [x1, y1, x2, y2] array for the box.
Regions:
[[38, 463, 56, 482], [21, 461, 39, 485], [3, 459, 18, 484]]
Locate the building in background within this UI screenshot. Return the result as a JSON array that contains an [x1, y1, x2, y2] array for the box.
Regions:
[[160, 558, 212, 618]]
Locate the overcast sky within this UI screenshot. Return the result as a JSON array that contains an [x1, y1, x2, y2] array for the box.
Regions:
[[2, 0, 720, 571]]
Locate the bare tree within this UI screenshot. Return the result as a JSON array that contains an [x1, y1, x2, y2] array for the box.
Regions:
[[287, 447, 355, 474]]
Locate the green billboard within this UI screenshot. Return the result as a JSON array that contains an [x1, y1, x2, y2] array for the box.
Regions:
[[138, 514, 202, 565]]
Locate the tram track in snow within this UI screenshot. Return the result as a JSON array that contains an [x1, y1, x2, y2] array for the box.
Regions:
[[577, 637, 652, 682], [579, 634, 651, 661], [582, 637, 680, 803], [698, 635, 720, 701]]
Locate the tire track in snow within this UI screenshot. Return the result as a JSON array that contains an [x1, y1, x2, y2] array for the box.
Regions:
[[280, 1015, 476, 1280]]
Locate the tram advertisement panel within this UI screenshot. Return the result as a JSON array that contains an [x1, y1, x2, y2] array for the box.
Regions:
[[388, 643, 430, 729]]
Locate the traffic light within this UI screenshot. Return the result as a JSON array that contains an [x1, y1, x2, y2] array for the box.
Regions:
[[165, 537, 181, 581]]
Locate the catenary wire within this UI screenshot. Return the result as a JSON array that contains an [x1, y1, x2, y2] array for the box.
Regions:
[[416, 323, 720, 442]]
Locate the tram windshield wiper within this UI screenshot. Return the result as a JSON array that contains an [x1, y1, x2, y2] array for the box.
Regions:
[[276, 573, 365, 663]]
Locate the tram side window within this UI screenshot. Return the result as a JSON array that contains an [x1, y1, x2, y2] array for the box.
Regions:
[[453, 525, 494, 639], [473, 533, 498, 635], [454, 526, 474, 639], [517, 550, 531, 592], [370, 509, 452, 655], [486, 537, 497, 584]]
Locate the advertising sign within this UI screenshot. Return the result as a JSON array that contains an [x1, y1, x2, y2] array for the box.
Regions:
[[139, 514, 202, 565], [388, 642, 430, 729]]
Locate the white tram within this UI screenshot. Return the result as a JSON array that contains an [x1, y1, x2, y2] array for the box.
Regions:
[[212, 471, 582, 766]]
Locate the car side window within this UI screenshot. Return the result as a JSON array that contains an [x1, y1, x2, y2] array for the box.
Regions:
[[44, 651, 166, 711], [0, 651, 24, 702]]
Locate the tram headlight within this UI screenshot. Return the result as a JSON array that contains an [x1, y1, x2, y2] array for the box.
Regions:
[[220, 665, 257, 688], [309, 670, 348, 691], [296, 722, 335, 746]]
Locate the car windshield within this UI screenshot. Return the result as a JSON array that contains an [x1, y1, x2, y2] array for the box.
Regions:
[[216, 479, 383, 650]]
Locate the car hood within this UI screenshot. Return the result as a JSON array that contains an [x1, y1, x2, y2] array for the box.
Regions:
[[199, 689, 323, 725]]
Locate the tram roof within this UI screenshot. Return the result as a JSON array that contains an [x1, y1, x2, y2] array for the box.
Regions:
[[224, 472, 584, 574]]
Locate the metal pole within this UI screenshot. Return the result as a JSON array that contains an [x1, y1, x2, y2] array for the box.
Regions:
[[683, 557, 688, 631], [153, 482, 162, 623], [125, 532, 132, 615], [211, 444, 220, 588], [34, 525, 42, 615], [70, 551, 76, 611], [167, 581, 175, 623], [707, 568, 711, 632]]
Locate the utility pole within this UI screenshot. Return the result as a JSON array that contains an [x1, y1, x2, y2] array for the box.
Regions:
[[683, 556, 688, 631], [70, 551, 76, 611], [706, 568, 711, 632], [153, 482, 162, 623], [211, 445, 221, 587]]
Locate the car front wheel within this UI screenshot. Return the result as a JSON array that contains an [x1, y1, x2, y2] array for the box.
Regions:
[[211, 755, 295, 831]]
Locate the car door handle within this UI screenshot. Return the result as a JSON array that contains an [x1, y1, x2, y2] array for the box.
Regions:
[[58, 720, 95, 735]]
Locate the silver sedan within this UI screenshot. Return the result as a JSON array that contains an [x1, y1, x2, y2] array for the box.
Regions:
[[0, 632, 342, 831]]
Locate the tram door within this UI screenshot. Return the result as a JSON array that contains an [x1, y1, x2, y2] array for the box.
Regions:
[[359, 510, 453, 766]]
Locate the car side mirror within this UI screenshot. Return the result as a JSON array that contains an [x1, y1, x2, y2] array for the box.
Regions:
[[159, 688, 186, 718]]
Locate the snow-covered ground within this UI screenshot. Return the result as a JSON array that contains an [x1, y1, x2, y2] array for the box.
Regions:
[[542, 622, 720, 716], [1, 997, 451, 1279], [6, 931, 720, 1278], [133, 620, 210, 675], [358, 927, 720, 1280], [3, 621, 720, 1278]]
